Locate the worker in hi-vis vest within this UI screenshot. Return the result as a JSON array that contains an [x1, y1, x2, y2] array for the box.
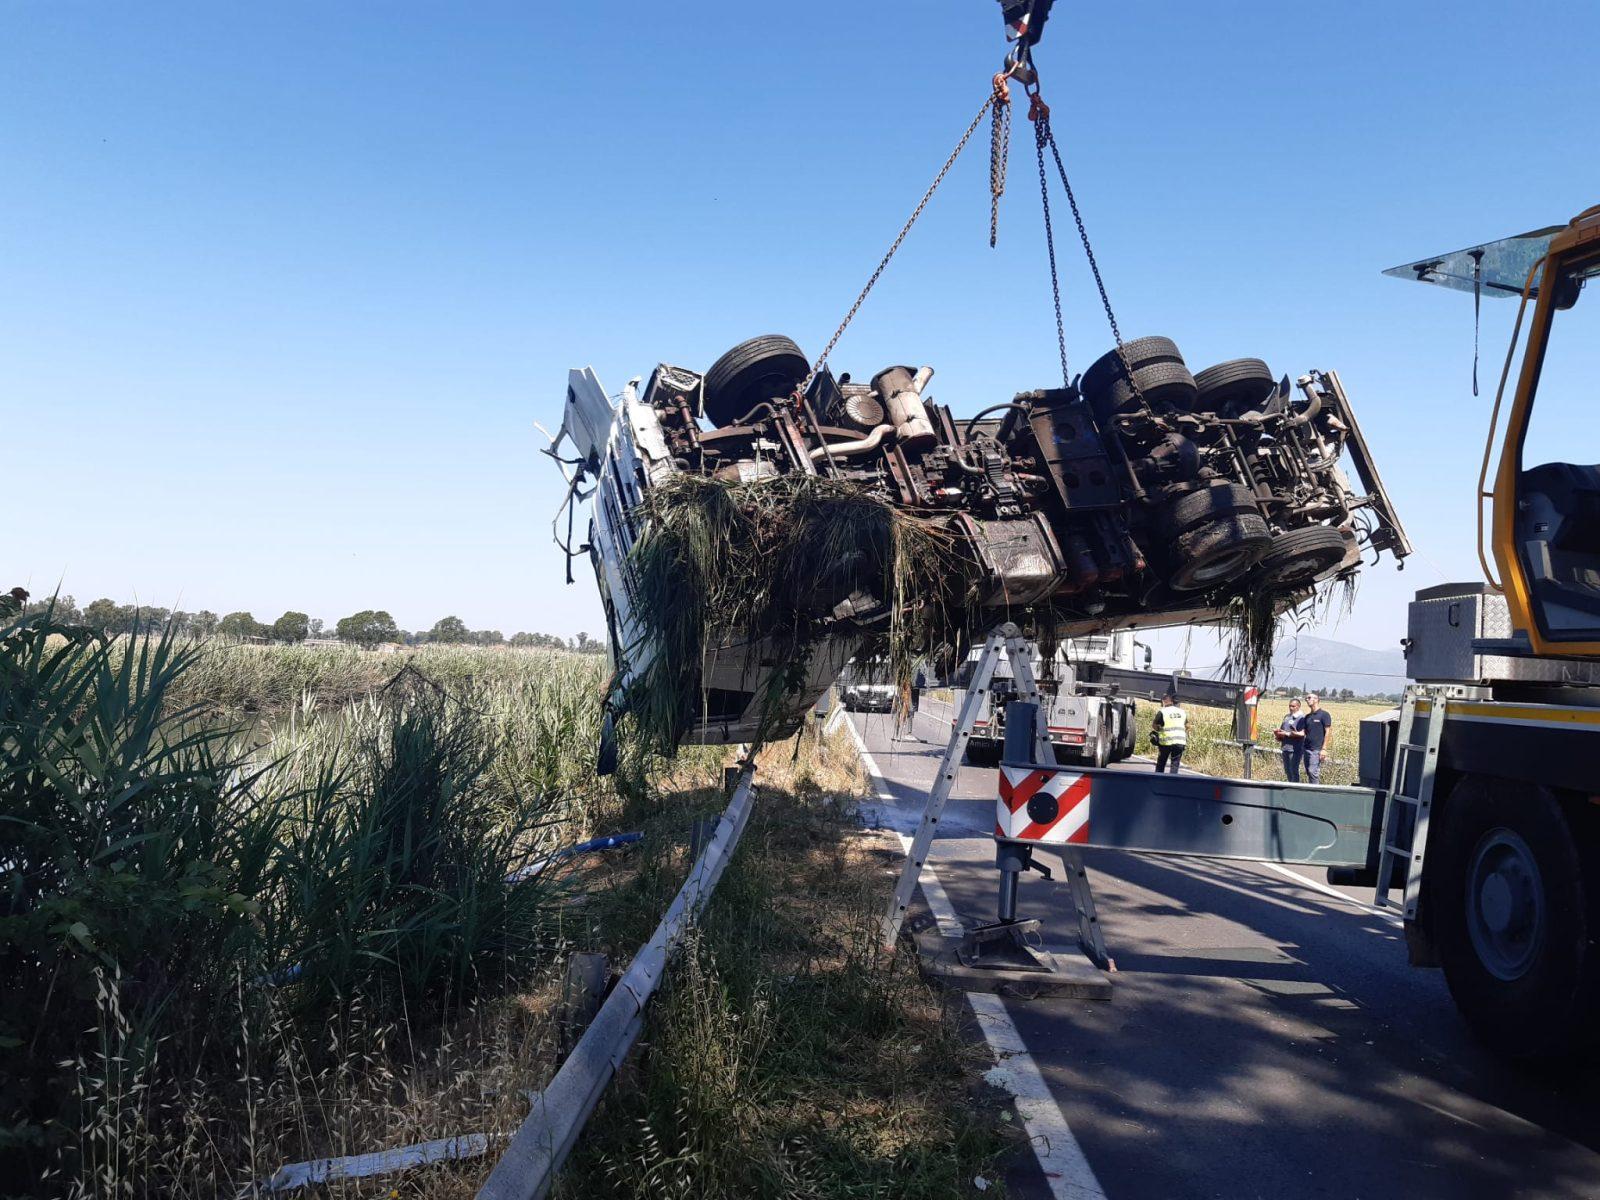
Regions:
[[1151, 689, 1187, 774]]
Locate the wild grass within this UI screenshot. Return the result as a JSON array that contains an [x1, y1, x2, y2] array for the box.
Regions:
[[0, 605, 616, 1194], [556, 727, 1016, 1200], [6, 603, 1007, 1198], [627, 474, 972, 758]]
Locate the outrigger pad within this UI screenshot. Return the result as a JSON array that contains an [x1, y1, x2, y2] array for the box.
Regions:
[[914, 926, 1111, 1000]]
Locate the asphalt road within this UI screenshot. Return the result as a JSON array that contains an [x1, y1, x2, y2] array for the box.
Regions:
[[852, 698, 1600, 1200]]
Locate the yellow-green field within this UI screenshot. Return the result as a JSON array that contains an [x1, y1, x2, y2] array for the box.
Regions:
[[1138, 698, 1390, 787]]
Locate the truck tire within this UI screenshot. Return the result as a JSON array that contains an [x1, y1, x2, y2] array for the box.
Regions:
[[965, 738, 1002, 767], [702, 334, 809, 428], [1167, 512, 1271, 591], [1089, 361, 1199, 419], [1159, 482, 1262, 537], [1249, 527, 1351, 591], [1191, 358, 1276, 416], [1115, 706, 1137, 760], [1079, 336, 1183, 398], [1090, 721, 1111, 768], [1432, 775, 1600, 1062]]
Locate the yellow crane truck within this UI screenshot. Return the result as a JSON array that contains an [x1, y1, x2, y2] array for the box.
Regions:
[[1363, 204, 1600, 1060]]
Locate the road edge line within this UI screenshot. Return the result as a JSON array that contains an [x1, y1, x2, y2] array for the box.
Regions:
[[845, 712, 1107, 1200], [967, 992, 1110, 1200]]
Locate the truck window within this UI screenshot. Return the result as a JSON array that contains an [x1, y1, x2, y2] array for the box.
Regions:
[[1513, 250, 1600, 641]]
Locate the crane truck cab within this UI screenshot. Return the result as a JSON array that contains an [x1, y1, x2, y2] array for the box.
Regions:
[[1373, 205, 1600, 1060]]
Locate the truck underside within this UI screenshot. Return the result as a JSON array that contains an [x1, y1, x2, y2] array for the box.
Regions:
[[556, 332, 1410, 748]]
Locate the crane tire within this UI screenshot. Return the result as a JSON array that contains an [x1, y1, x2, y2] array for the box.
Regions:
[[1433, 775, 1600, 1062], [703, 334, 810, 428]]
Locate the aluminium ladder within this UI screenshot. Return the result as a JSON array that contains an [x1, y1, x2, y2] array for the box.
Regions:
[[879, 623, 1109, 968], [1374, 688, 1447, 919]]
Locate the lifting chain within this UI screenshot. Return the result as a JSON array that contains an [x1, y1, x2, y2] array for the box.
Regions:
[[1028, 86, 1069, 388], [989, 71, 1012, 248], [1022, 77, 1146, 410], [801, 85, 1003, 395]]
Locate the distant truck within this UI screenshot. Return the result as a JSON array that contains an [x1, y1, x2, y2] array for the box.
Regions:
[[954, 632, 1146, 768]]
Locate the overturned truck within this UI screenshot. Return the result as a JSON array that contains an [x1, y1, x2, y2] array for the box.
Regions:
[[550, 334, 1409, 755]]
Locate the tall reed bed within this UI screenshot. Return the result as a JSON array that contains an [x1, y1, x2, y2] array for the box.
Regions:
[[1, 604, 630, 1194]]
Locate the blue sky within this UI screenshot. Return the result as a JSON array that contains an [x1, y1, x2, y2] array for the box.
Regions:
[[5, 2, 1597, 655]]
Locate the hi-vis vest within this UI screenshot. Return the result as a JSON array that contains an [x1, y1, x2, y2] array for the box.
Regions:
[[1157, 705, 1188, 746]]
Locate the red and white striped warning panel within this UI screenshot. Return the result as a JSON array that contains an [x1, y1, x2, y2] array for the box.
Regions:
[[996, 765, 1091, 844]]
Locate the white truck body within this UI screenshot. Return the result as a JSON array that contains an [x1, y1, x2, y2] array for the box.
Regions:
[[952, 632, 1141, 767]]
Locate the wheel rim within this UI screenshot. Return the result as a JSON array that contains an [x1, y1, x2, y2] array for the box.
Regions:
[[1178, 545, 1255, 589], [1465, 828, 1545, 981]]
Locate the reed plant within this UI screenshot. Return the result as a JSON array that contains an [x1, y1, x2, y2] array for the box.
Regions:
[[0, 601, 591, 1193]]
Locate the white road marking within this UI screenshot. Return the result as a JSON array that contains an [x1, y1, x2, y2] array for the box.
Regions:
[[1259, 861, 1404, 927], [843, 712, 897, 802], [852, 713, 1106, 1199], [895, 832, 965, 938], [968, 991, 1109, 1200]]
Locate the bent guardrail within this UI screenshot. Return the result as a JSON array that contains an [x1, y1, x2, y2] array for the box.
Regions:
[[477, 762, 758, 1200]]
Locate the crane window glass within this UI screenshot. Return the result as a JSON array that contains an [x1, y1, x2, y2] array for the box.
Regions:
[[1514, 250, 1600, 640]]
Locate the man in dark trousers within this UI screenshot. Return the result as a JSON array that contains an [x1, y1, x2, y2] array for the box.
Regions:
[[1275, 697, 1306, 781], [1300, 692, 1333, 783], [1151, 689, 1187, 774]]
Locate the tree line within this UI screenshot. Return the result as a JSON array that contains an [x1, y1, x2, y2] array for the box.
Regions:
[[16, 594, 604, 654]]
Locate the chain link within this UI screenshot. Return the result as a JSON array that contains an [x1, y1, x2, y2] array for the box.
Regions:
[[1031, 99, 1069, 388], [801, 88, 1000, 394], [989, 77, 1012, 249], [1035, 103, 1145, 409]]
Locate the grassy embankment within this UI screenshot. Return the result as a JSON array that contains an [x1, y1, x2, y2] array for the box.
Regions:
[[3, 618, 1012, 1198]]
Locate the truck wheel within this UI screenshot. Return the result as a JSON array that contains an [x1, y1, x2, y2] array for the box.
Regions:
[[965, 739, 1002, 767], [702, 334, 810, 427], [1249, 527, 1351, 591], [1158, 482, 1262, 537], [1191, 358, 1276, 416], [1167, 513, 1271, 591], [1091, 361, 1198, 419], [1080, 335, 1183, 398], [1115, 709, 1137, 760], [1433, 775, 1600, 1062], [1090, 722, 1111, 769]]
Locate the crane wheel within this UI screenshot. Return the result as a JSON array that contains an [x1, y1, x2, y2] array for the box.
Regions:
[[1433, 775, 1600, 1062], [1167, 512, 1271, 591], [1248, 527, 1351, 591], [1192, 358, 1277, 416], [702, 334, 810, 428]]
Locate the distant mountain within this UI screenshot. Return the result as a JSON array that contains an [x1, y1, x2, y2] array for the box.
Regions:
[[1257, 634, 1407, 696]]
